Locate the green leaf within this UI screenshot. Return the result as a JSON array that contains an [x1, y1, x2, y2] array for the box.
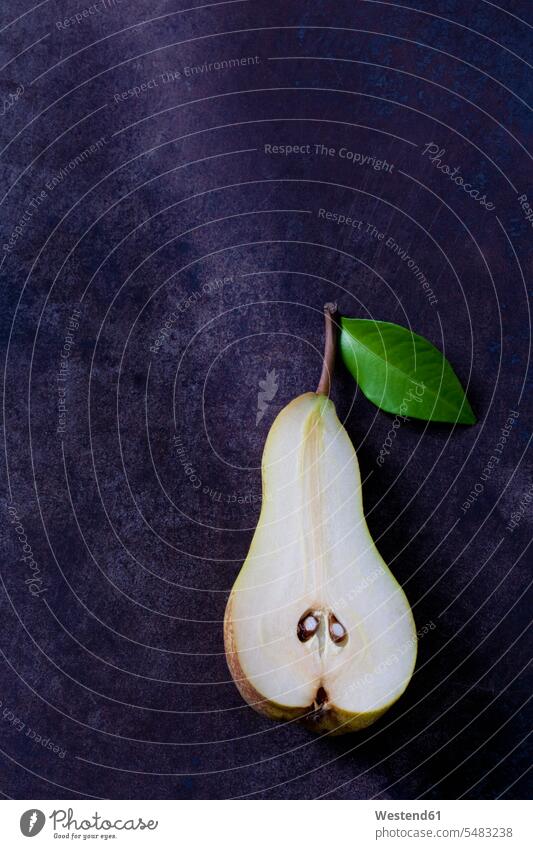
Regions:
[[339, 318, 476, 424]]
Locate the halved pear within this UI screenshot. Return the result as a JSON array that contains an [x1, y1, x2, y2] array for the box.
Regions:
[[224, 308, 417, 734]]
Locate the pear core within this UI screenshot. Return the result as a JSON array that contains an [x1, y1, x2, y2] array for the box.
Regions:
[[224, 393, 417, 734]]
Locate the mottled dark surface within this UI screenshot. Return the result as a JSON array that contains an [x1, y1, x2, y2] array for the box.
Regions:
[[0, 0, 531, 799]]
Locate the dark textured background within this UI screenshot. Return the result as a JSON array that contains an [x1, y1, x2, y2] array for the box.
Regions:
[[0, 0, 531, 799]]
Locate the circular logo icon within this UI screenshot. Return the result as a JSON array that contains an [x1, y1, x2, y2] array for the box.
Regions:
[[20, 810, 46, 837]]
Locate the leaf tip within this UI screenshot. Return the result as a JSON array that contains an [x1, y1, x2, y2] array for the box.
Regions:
[[458, 402, 477, 425]]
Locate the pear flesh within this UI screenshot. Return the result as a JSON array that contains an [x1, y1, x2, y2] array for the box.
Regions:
[[224, 392, 417, 734]]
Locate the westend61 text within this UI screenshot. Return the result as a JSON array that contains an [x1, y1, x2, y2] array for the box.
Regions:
[[375, 810, 441, 820]]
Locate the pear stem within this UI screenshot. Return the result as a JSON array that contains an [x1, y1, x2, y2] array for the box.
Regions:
[[316, 302, 338, 396]]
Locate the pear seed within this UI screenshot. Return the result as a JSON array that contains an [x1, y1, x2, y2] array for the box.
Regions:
[[297, 612, 319, 642], [329, 615, 347, 644]]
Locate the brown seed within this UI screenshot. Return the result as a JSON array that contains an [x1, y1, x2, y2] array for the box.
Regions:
[[297, 612, 319, 642], [329, 614, 347, 644]]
